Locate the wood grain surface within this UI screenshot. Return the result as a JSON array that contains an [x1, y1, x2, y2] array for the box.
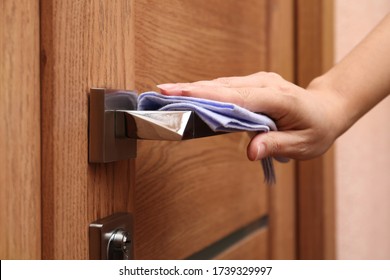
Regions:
[[39, 0, 297, 259], [0, 0, 41, 259], [266, 0, 296, 259], [40, 0, 135, 259], [134, 0, 268, 88], [133, 0, 270, 259], [134, 134, 267, 259]]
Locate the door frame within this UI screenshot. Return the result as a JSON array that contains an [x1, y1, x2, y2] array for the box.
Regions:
[[295, 0, 336, 260]]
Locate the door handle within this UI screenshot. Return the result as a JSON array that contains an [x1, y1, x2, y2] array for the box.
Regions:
[[88, 88, 225, 163], [89, 88, 276, 184], [118, 110, 224, 141]]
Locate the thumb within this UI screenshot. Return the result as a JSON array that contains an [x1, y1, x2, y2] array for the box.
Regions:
[[247, 131, 303, 160]]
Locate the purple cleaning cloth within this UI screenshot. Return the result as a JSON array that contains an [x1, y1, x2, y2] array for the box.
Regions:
[[137, 92, 277, 132], [137, 92, 278, 184]]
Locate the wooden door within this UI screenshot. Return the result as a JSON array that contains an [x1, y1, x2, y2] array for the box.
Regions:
[[38, 0, 294, 259]]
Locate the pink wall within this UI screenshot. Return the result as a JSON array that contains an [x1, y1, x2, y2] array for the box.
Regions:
[[334, 1, 390, 259]]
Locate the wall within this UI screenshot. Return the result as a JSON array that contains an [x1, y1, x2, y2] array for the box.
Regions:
[[334, 0, 390, 259]]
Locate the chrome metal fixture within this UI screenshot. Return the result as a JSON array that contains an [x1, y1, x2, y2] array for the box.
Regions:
[[89, 88, 223, 163]]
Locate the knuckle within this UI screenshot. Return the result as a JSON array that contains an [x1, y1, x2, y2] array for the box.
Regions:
[[264, 134, 282, 157], [253, 71, 267, 77], [214, 77, 233, 87], [267, 72, 282, 80], [252, 72, 283, 87], [192, 80, 212, 86], [252, 71, 268, 80], [235, 88, 253, 107], [277, 84, 293, 94]]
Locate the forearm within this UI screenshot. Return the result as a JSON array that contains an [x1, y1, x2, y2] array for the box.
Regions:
[[308, 13, 390, 136]]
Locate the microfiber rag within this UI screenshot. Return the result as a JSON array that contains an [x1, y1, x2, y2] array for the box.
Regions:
[[137, 91, 278, 185]]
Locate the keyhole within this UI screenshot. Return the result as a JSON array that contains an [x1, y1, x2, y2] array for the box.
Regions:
[[108, 229, 132, 260]]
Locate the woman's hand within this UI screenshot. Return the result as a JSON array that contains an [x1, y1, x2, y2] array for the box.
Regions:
[[157, 72, 345, 161], [156, 15, 390, 161]]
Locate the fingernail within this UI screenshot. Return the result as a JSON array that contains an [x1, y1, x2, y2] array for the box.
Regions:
[[156, 83, 178, 91]]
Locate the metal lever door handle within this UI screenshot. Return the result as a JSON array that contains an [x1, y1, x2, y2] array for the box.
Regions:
[[117, 110, 223, 141], [88, 88, 225, 163]]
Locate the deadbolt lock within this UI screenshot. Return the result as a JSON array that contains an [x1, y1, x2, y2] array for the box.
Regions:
[[108, 228, 132, 260], [89, 212, 133, 260]]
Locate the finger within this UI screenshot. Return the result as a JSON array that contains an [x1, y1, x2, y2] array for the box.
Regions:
[[247, 131, 307, 160], [157, 83, 189, 95], [157, 72, 284, 93], [214, 72, 283, 88], [191, 72, 284, 88], [180, 86, 290, 119], [181, 85, 245, 106], [157, 83, 246, 105], [158, 83, 293, 120], [157, 81, 219, 94]]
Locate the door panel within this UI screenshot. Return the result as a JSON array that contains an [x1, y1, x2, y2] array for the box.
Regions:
[[134, 0, 268, 86], [134, 135, 267, 259], [40, 0, 296, 259]]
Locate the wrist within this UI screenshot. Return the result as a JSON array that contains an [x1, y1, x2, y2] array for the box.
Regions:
[[306, 75, 352, 139]]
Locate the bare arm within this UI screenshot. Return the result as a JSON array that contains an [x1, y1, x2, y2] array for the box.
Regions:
[[157, 13, 390, 160], [310, 13, 390, 135]]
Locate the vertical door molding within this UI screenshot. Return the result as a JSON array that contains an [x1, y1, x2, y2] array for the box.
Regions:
[[40, 0, 136, 259], [295, 0, 336, 259], [266, 0, 297, 259], [0, 0, 41, 259]]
